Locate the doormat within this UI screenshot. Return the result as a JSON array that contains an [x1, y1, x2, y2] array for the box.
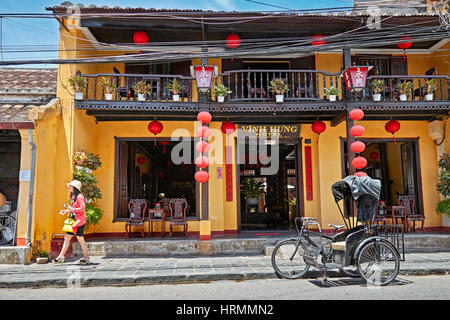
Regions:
[[254, 233, 281, 236]]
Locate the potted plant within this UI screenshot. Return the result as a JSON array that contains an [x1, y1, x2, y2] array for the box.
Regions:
[[72, 150, 88, 171], [370, 79, 385, 101], [134, 81, 151, 101], [242, 178, 265, 212], [214, 84, 232, 102], [395, 81, 413, 101], [324, 86, 340, 102], [99, 77, 116, 101], [36, 250, 49, 264], [424, 79, 436, 101], [85, 203, 103, 230], [166, 78, 183, 102], [436, 153, 450, 218], [69, 75, 86, 100], [268, 78, 289, 103]]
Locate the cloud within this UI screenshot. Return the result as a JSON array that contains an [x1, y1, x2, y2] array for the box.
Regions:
[[213, 0, 236, 11]]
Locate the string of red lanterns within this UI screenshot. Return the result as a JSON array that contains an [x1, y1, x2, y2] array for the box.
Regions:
[[195, 111, 212, 183], [349, 108, 368, 177]]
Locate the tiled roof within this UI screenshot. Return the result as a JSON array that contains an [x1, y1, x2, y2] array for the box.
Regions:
[[0, 104, 34, 122], [0, 68, 57, 93]]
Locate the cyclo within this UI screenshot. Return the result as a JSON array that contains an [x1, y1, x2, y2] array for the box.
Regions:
[[271, 175, 401, 286]]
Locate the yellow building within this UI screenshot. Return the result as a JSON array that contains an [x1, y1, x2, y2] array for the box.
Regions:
[[3, 3, 449, 259]]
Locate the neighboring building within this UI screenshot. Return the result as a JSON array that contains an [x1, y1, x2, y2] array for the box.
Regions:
[[4, 2, 449, 259]]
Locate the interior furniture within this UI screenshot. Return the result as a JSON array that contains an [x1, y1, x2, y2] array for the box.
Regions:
[[148, 208, 165, 237], [398, 195, 425, 233], [125, 199, 147, 238], [168, 198, 188, 237]]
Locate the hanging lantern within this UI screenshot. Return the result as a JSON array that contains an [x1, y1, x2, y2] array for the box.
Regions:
[[197, 111, 212, 124], [226, 33, 241, 49], [195, 156, 210, 168], [197, 125, 211, 138], [311, 120, 326, 143], [352, 156, 367, 169], [349, 108, 365, 121], [148, 120, 163, 146], [195, 170, 209, 183], [350, 141, 366, 153], [137, 156, 146, 165], [354, 171, 368, 177], [350, 125, 365, 137], [158, 172, 165, 179], [159, 141, 170, 154], [370, 151, 379, 160], [341, 66, 372, 92], [385, 119, 401, 144], [221, 121, 236, 135], [311, 34, 325, 63], [397, 36, 413, 62], [133, 31, 149, 45], [196, 141, 210, 154]]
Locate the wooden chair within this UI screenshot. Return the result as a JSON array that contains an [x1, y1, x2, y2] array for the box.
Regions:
[[246, 72, 267, 98], [398, 195, 425, 233], [168, 198, 188, 237], [373, 201, 388, 225], [113, 67, 132, 99], [125, 199, 147, 238]]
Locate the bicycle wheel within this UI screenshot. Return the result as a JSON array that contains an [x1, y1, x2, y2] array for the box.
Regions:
[[356, 239, 400, 286], [271, 239, 310, 279], [338, 266, 360, 278]]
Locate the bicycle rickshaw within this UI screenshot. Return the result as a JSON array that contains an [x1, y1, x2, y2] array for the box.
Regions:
[[271, 175, 401, 286]]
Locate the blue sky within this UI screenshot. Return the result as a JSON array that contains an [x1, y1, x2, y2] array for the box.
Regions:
[[0, 0, 353, 66]]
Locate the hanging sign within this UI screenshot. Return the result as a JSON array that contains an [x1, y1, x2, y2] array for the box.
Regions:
[[341, 66, 372, 91], [225, 146, 233, 201], [238, 124, 301, 139], [304, 146, 313, 201], [190, 65, 217, 92]]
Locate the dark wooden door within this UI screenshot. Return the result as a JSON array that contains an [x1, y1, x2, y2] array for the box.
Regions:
[[118, 141, 129, 219]]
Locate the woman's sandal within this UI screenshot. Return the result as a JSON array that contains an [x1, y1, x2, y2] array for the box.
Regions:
[[52, 257, 65, 264], [79, 258, 90, 265]]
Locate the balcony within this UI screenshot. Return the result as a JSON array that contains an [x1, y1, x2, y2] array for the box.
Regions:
[[74, 70, 450, 123]]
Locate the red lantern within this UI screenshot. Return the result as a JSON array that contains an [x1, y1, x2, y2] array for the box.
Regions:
[[197, 111, 212, 124], [195, 170, 209, 183], [226, 34, 241, 49], [385, 120, 400, 144], [350, 141, 366, 153], [221, 121, 236, 135], [196, 141, 210, 154], [370, 152, 379, 160], [349, 108, 364, 121], [197, 126, 211, 138], [352, 156, 367, 169], [311, 34, 326, 46], [397, 36, 413, 62], [350, 125, 365, 137], [133, 31, 149, 45], [354, 171, 368, 177], [148, 120, 163, 146], [312, 120, 326, 143], [159, 141, 170, 154], [158, 172, 165, 179], [195, 156, 210, 168], [137, 156, 146, 165]]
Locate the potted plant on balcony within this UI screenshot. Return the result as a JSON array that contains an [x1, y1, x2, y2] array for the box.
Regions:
[[269, 78, 289, 103], [395, 81, 413, 101], [69, 75, 86, 100], [370, 79, 385, 101], [134, 81, 151, 101], [99, 77, 116, 101], [424, 79, 436, 101], [242, 177, 265, 212], [166, 78, 183, 102], [214, 84, 232, 102], [324, 86, 340, 102]]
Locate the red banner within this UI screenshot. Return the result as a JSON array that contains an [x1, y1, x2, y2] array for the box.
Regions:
[[304, 146, 313, 201], [225, 146, 233, 201]]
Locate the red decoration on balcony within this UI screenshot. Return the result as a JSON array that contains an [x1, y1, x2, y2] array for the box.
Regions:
[[349, 108, 364, 121], [351, 141, 366, 153], [370, 151, 379, 160], [148, 120, 163, 146], [385, 119, 401, 144], [341, 66, 372, 92], [397, 36, 413, 62], [195, 155, 210, 168], [137, 156, 146, 165], [197, 125, 211, 138], [133, 31, 149, 45], [226, 33, 241, 49], [352, 156, 367, 169], [350, 125, 365, 137], [311, 34, 326, 46], [197, 111, 212, 124], [221, 121, 236, 135], [354, 171, 368, 177], [196, 141, 210, 154], [195, 170, 209, 183]]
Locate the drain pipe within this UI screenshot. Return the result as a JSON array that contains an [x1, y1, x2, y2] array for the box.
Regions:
[[26, 129, 36, 247]]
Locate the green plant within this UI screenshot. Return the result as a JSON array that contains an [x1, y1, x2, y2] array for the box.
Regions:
[[436, 153, 450, 218], [166, 78, 183, 95], [395, 81, 413, 96], [85, 203, 103, 228], [133, 80, 151, 95], [73, 168, 102, 201], [38, 250, 48, 258], [370, 79, 385, 94], [268, 78, 289, 95], [72, 151, 88, 167], [242, 178, 265, 200], [324, 86, 340, 97], [214, 84, 232, 97], [69, 75, 86, 91], [85, 153, 102, 171], [99, 77, 116, 94], [424, 79, 436, 95]]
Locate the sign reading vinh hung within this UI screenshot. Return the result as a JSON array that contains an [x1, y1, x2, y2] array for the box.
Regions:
[[238, 124, 301, 139]]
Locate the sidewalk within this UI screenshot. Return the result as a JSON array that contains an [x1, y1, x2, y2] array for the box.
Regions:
[[0, 252, 449, 289]]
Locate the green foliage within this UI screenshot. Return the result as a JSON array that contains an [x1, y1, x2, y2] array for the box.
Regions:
[[436, 153, 450, 218], [98, 77, 116, 93], [424, 79, 436, 94], [370, 79, 385, 94], [268, 78, 289, 95], [73, 168, 102, 201], [242, 177, 265, 199], [133, 80, 152, 94], [436, 199, 450, 218], [395, 81, 413, 96], [72, 151, 101, 171], [324, 86, 340, 96], [38, 250, 48, 258], [166, 78, 183, 94], [85, 203, 103, 227], [214, 84, 232, 97], [69, 76, 86, 91]]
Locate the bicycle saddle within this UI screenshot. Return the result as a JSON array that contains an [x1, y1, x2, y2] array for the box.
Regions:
[[328, 224, 345, 230]]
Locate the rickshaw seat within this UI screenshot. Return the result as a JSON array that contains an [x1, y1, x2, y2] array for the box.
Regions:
[[332, 241, 346, 251], [329, 224, 345, 230]]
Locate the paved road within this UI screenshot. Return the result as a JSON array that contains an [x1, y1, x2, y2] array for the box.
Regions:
[[1, 275, 449, 300]]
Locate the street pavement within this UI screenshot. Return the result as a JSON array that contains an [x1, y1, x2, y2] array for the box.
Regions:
[[0, 252, 449, 289]]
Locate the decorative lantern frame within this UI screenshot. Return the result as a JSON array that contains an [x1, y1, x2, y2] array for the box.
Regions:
[[340, 66, 373, 92]]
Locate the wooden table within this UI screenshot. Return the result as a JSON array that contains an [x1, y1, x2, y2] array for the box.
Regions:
[[148, 208, 165, 237], [385, 205, 407, 231]]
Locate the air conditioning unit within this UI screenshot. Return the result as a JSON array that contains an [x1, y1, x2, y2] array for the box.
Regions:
[[428, 120, 444, 141]]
